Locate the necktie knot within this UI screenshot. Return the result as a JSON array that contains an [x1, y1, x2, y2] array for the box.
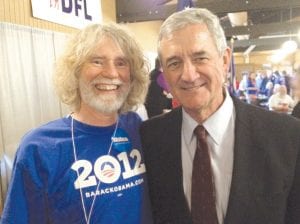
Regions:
[[194, 125, 207, 141]]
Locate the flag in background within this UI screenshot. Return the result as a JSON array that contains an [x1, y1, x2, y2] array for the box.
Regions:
[[177, 0, 194, 11], [228, 54, 237, 95], [228, 39, 237, 95]]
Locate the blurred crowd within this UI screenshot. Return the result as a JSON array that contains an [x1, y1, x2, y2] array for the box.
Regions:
[[236, 68, 300, 116]]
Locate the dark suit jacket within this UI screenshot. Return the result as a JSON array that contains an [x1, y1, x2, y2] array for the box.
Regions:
[[140, 97, 300, 224], [292, 102, 300, 119]]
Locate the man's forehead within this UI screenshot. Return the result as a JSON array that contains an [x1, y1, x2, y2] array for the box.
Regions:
[[159, 31, 212, 58], [159, 25, 211, 50], [160, 23, 208, 39]]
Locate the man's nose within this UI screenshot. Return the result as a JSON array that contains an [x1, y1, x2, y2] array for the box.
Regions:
[[181, 60, 197, 82], [102, 62, 119, 78]]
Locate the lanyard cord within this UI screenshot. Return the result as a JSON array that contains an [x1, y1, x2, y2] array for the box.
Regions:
[[71, 116, 119, 224]]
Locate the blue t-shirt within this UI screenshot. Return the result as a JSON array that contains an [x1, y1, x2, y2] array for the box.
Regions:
[[1, 112, 153, 224]]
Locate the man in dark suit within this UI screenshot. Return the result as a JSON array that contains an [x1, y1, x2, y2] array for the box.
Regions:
[[292, 68, 300, 119], [140, 8, 300, 224]]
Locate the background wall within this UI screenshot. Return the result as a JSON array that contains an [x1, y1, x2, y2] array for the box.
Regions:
[[0, 0, 160, 53], [2, 0, 298, 73], [125, 20, 162, 52]]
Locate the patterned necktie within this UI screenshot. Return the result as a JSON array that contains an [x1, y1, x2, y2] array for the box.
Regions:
[[191, 125, 218, 224]]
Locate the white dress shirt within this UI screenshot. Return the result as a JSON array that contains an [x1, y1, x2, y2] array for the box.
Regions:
[[181, 92, 235, 224]]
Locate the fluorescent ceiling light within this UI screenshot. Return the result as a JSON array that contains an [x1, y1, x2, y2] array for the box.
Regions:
[[270, 40, 298, 63], [243, 45, 256, 55], [259, 34, 298, 39]]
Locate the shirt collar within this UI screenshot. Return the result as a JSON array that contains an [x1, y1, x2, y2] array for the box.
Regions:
[[182, 91, 234, 145]]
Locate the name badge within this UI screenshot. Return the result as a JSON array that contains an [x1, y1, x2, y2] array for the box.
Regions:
[[111, 128, 132, 152]]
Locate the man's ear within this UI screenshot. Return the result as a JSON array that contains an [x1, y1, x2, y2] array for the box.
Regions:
[[223, 47, 232, 74]]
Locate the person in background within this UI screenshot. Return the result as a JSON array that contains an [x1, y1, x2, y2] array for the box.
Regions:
[[254, 70, 270, 109], [265, 70, 276, 97], [273, 70, 284, 85], [256, 70, 268, 97], [1, 23, 153, 224], [281, 70, 292, 95], [156, 67, 174, 113], [140, 7, 300, 224], [145, 58, 172, 117], [245, 71, 258, 105], [236, 72, 248, 102], [292, 68, 300, 118], [268, 84, 294, 113]]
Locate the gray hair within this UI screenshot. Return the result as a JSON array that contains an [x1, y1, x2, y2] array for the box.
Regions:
[[158, 8, 227, 56], [53, 23, 149, 113]]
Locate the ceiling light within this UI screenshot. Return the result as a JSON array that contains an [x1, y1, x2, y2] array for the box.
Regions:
[[281, 40, 298, 54], [281, 7, 298, 54], [228, 12, 247, 27], [270, 40, 298, 64], [243, 45, 256, 55], [259, 34, 298, 39], [270, 50, 285, 63]]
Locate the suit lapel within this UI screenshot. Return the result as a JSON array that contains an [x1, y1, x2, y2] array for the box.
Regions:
[[161, 108, 192, 221], [225, 98, 266, 223], [166, 108, 190, 218], [160, 108, 184, 191]]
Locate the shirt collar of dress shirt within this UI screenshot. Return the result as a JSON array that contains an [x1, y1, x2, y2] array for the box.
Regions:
[[182, 91, 234, 146]]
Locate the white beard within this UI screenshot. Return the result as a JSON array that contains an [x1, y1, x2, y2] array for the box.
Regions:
[[79, 77, 130, 114]]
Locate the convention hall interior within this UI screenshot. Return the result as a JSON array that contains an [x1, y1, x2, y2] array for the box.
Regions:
[[0, 0, 300, 214]]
